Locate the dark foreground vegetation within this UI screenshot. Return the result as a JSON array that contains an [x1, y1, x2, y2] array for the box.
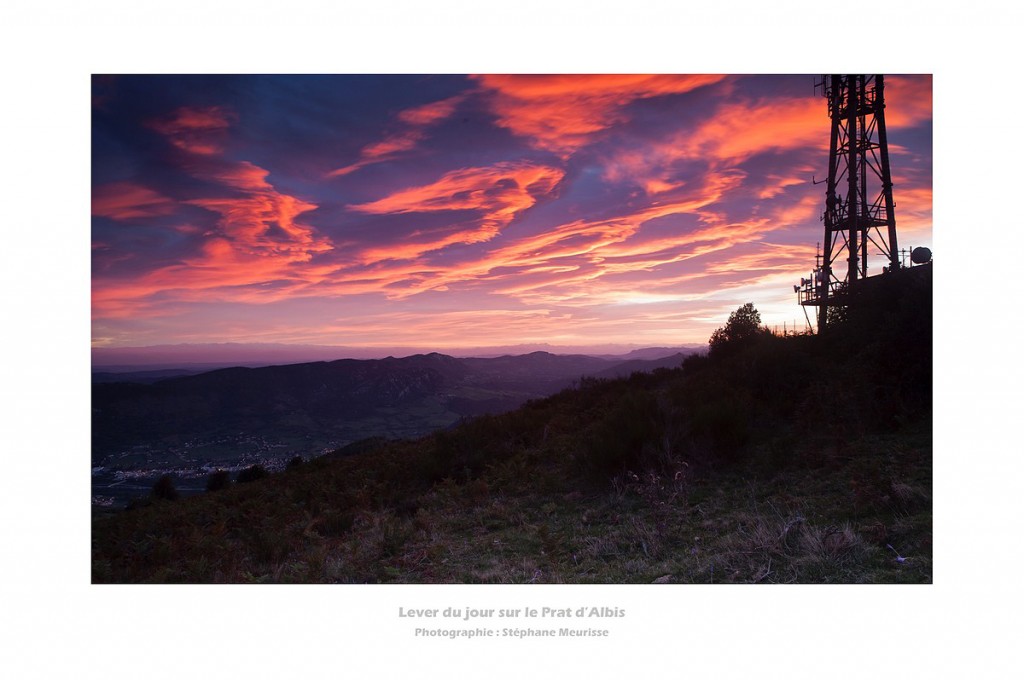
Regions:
[[93, 268, 931, 583]]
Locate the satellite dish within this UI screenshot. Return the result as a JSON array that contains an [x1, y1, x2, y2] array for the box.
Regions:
[[910, 247, 932, 265]]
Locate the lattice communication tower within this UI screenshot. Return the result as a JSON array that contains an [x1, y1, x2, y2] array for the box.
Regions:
[[797, 74, 901, 331]]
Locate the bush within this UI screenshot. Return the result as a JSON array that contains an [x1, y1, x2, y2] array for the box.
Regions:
[[286, 456, 304, 471], [237, 464, 269, 484], [205, 469, 231, 492], [686, 387, 752, 461], [152, 474, 179, 501], [682, 352, 710, 374]]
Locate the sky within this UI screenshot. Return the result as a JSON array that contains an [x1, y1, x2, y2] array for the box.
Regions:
[[91, 74, 932, 356]]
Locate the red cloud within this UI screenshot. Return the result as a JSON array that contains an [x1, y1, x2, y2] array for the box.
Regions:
[[96, 107, 334, 314], [331, 133, 423, 177], [94, 160, 333, 319], [890, 185, 932, 242], [769, 193, 820, 229], [602, 95, 824, 194], [702, 242, 816, 276], [397, 95, 464, 126], [209, 161, 273, 191], [355, 167, 756, 303], [148, 106, 235, 155], [361, 135, 420, 159], [473, 74, 727, 156], [884, 75, 932, 129], [682, 77, 929, 167], [92, 182, 176, 220], [603, 74, 931, 201], [349, 162, 564, 262], [329, 95, 464, 177], [187, 161, 329, 261], [757, 175, 809, 200], [685, 97, 823, 164]]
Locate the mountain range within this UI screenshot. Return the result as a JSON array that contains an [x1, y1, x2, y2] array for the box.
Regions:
[[92, 349, 699, 469], [92, 342, 705, 371]]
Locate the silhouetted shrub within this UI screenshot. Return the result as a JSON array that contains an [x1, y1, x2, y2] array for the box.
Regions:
[[414, 418, 509, 484], [316, 509, 355, 537], [205, 469, 231, 492], [686, 387, 752, 462], [328, 436, 389, 459], [682, 352, 710, 374], [152, 474, 179, 501], [744, 334, 816, 406], [247, 522, 291, 564], [581, 388, 666, 481], [237, 464, 269, 483], [124, 496, 152, 511], [286, 456, 304, 471]]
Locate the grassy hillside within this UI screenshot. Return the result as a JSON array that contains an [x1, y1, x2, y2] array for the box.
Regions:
[[92, 269, 931, 583]]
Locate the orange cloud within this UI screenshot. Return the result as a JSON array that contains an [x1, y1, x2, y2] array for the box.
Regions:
[[361, 135, 420, 159], [473, 74, 727, 156], [358, 168, 760, 305], [685, 97, 823, 164], [757, 175, 809, 200], [349, 162, 565, 262], [92, 182, 176, 220], [94, 160, 334, 319], [331, 133, 425, 177], [466, 172, 798, 310], [95, 107, 337, 318], [397, 95, 464, 126], [314, 308, 574, 346], [540, 241, 816, 317], [770, 192, 821, 229], [602, 96, 823, 196], [644, 178, 685, 195], [891, 185, 932, 243], [702, 242, 816, 275], [148, 106, 235, 155], [208, 161, 273, 191], [329, 95, 464, 177], [884, 75, 932, 129]]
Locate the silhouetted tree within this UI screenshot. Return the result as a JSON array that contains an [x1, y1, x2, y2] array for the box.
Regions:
[[205, 469, 231, 492], [237, 464, 269, 483], [152, 474, 179, 501], [708, 303, 766, 358]]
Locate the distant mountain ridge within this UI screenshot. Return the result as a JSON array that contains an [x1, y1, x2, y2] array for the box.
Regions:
[[92, 349, 700, 470], [92, 343, 706, 371], [592, 353, 691, 379]]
